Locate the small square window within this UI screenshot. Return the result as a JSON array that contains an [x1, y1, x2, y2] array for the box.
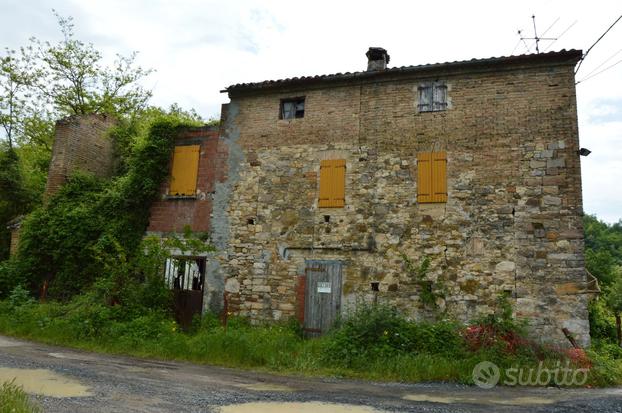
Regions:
[[280, 97, 305, 119], [418, 83, 447, 112]]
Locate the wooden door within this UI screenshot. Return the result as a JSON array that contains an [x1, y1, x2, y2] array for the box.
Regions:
[[304, 260, 342, 337]]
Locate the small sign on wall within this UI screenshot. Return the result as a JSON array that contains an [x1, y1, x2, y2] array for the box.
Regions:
[[317, 282, 332, 293]]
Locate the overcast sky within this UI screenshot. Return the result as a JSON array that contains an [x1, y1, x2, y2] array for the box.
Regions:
[[1, 0, 621, 223]]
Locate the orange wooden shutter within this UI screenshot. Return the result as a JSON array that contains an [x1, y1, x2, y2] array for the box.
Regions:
[[431, 151, 447, 202], [418, 151, 447, 203], [169, 145, 200, 196], [319, 159, 346, 208], [417, 152, 432, 203]]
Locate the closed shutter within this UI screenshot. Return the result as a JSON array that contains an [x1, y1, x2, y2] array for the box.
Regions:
[[433, 84, 448, 111], [318, 159, 346, 208], [169, 145, 200, 196], [417, 152, 432, 203], [418, 85, 432, 112], [417, 151, 447, 203], [431, 151, 448, 202]]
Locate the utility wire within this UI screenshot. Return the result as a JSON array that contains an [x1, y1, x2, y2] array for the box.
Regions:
[[576, 57, 622, 84], [543, 20, 577, 52], [582, 48, 622, 78], [575, 14, 622, 74]]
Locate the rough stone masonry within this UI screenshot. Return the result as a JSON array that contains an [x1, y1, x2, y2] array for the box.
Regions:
[[206, 48, 595, 347]]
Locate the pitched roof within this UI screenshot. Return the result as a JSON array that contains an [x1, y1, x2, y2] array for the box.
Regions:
[[223, 49, 582, 96]]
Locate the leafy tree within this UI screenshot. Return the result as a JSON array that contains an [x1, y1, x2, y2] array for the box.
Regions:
[[0, 49, 35, 149], [0, 11, 156, 258], [24, 12, 153, 118], [606, 275, 622, 347], [585, 215, 622, 346]]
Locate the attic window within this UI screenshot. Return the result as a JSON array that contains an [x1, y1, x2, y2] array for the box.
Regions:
[[280, 97, 305, 119], [418, 82, 447, 112]]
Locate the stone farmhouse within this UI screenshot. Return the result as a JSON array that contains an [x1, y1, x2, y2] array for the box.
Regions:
[[23, 47, 598, 346]]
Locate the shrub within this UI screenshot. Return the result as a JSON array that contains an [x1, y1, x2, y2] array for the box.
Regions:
[[321, 302, 465, 367], [464, 294, 529, 354], [0, 258, 27, 299]]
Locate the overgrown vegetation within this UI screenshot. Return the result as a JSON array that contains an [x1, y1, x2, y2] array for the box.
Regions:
[[0, 380, 41, 413], [0, 10, 155, 259], [585, 215, 622, 351], [0, 112, 202, 301], [401, 254, 445, 308], [0, 298, 620, 387]]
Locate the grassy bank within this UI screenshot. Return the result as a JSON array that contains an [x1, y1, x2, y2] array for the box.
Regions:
[[0, 298, 621, 388], [0, 381, 41, 413]]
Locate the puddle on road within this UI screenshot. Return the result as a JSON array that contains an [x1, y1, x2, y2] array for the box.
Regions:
[[0, 367, 92, 398], [236, 383, 294, 392], [218, 402, 383, 413], [403, 393, 554, 406]]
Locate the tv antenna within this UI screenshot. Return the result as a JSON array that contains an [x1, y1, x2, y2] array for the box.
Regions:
[[517, 15, 557, 54]]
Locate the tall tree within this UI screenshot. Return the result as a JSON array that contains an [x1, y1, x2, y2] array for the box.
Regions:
[[0, 10, 155, 259], [26, 12, 153, 117], [0, 49, 34, 148]]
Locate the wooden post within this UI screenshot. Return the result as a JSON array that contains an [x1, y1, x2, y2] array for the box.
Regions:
[[562, 327, 579, 349]]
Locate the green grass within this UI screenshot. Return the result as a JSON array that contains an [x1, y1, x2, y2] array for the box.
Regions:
[[0, 380, 41, 413], [0, 299, 620, 387]]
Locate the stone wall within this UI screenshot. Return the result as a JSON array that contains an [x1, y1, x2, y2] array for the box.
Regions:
[[217, 53, 591, 346], [45, 114, 117, 198]]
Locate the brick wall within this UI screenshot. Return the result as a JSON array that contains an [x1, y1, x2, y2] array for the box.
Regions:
[[216, 51, 591, 346], [147, 126, 226, 233], [9, 225, 21, 256], [45, 114, 117, 198]]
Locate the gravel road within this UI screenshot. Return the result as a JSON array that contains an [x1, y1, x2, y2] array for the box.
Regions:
[[0, 335, 620, 413]]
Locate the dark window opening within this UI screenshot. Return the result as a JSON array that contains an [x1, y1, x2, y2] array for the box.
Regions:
[[371, 281, 380, 292], [280, 97, 305, 119], [164, 257, 206, 291], [418, 82, 447, 112], [247, 218, 256, 225], [323, 215, 331, 223]]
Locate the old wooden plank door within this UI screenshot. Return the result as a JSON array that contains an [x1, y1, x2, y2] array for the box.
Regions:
[[304, 260, 342, 337]]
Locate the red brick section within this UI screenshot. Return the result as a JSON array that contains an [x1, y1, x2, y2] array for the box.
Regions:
[[147, 126, 226, 233], [45, 114, 117, 199], [296, 275, 306, 324], [9, 227, 20, 256]]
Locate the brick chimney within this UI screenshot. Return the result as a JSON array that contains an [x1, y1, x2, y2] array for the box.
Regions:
[[366, 47, 390, 71]]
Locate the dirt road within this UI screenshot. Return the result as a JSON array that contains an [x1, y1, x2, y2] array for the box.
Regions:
[[0, 335, 620, 412]]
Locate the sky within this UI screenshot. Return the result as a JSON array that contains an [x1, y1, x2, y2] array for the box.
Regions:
[[1, 0, 621, 223]]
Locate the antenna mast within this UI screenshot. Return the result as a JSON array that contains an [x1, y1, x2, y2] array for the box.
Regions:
[[519, 15, 557, 54]]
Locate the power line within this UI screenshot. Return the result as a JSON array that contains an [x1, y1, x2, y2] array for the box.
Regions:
[[575, 14, 622, 74], [543, 20, 577, 52], [576, 57, 622, 85], [582, 48, 622, 78]]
